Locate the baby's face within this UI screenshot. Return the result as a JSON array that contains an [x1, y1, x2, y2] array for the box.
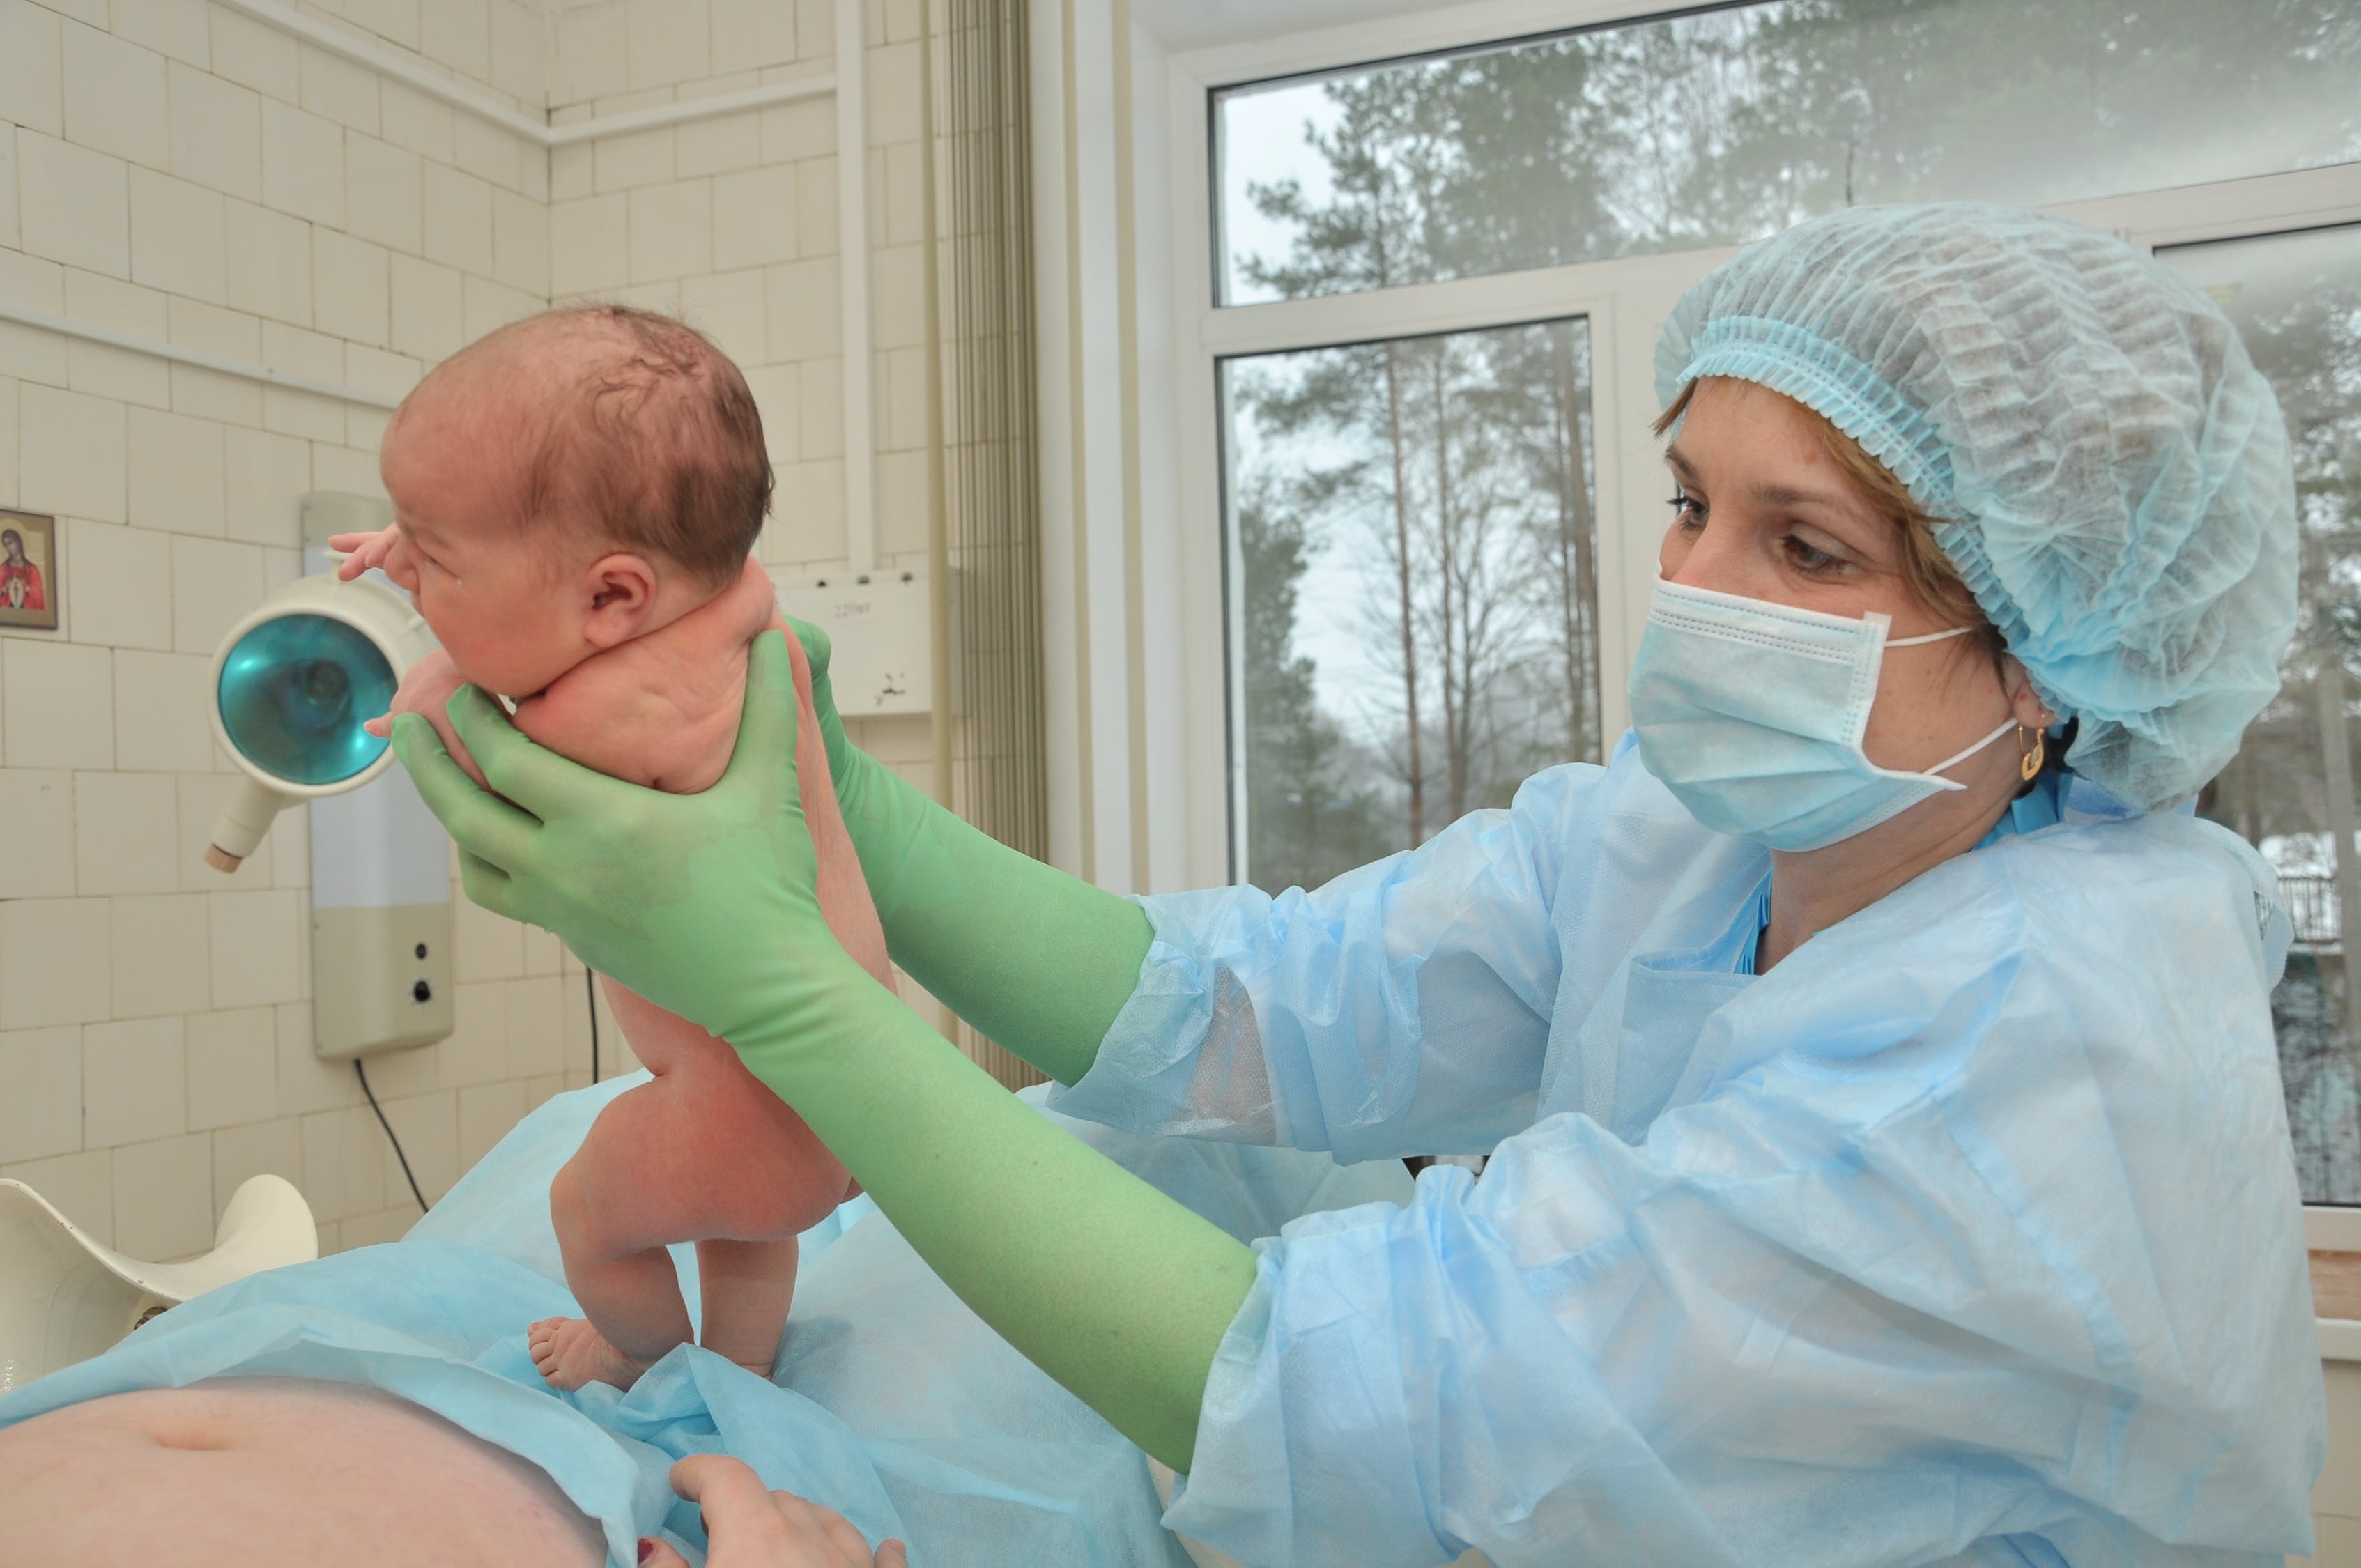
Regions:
[[378, 391, 590, 700]]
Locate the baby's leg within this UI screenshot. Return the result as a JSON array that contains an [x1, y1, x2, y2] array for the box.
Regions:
[[530, 1109, 697, 1392], [694, 1236, 799, 1378]]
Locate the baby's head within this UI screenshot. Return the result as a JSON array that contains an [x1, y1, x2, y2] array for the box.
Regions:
[[378, 307, 771, 698]]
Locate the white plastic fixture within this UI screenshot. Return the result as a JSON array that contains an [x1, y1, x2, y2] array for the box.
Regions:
[[0, 1176, 318, 1392]]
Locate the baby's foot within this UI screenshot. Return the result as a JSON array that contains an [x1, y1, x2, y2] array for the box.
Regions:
[[528, 1315, 647, 1391], [723, 1350, 780, 1381]]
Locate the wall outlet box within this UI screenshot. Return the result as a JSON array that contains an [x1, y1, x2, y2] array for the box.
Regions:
[[773, 571, 934, 717], [308, 769, 456, 1061]]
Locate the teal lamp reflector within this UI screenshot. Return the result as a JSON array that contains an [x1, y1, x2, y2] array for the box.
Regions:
[[215, 614, 398, 786]]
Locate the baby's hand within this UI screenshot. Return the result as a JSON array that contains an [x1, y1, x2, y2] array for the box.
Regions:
[[640, 1456, 907, 1568], [364, 649, 484, 786], [327, 526, 398, 581]]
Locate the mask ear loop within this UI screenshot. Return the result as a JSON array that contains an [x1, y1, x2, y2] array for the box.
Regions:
[[1886, 624, 1976, 648], [1915, 714, 2019, 785], [1877, 621, 2009, 790]]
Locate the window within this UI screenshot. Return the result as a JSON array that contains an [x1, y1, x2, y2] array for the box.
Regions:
[[1216, 0, 2361, 305], [1224, 318, 1599, 891], [2166, 223, 2361, 1204], [1190, 0, 2360, 969]]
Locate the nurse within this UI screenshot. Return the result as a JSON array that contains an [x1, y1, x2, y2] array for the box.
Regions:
[[396, 203, 2325, 1566]]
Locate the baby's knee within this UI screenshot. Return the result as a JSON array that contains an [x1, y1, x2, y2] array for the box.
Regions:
[[548, 1160, 603, 1253]]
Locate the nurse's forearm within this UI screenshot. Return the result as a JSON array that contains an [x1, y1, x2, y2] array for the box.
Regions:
[[831, 753, 1151, 1086], [737, 975, 1254, 1472], [790, 617, 1147, 1084]]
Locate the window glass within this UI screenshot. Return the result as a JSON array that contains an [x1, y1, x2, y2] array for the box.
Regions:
[[2164, 224, 2361, 1205], [1218, 0, 2361, 305], [1224, 318, 1599, 892]]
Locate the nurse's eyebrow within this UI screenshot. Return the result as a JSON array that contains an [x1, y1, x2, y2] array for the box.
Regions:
[[1663, 445, 1852, 512], [1748, 479, 1854, 511]]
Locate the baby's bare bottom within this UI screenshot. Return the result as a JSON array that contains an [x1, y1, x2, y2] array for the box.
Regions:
[[0, 1378, 603, 1568], [533, 997, 852, 1390]]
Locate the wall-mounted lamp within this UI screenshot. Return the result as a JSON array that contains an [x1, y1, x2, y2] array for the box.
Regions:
[[203, 494, 454, 1060]]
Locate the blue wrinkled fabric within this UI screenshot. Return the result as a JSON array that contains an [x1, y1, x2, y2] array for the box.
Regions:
[[0, 1077, 1407, 1568], [1654, 203, 2298, 812], [1049, 739, 2322, 1568]]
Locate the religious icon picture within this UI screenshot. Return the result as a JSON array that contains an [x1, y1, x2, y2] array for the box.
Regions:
[[0, 511, 57, 631]]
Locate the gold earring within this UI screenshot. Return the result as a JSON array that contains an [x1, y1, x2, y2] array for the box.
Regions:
[[2018, 725, 2045, 782]]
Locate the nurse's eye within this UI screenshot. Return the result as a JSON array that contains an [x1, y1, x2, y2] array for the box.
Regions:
[[1780, 532, 1846, 574], [1667, 492, 1705, 532]]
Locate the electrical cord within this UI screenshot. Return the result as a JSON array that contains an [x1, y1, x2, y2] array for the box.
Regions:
[[353, 970, 603, 1219], [355, 1058, 429, 1213]]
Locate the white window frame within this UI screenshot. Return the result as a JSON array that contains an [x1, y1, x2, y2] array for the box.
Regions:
[[1130, 1, 2361, 890], [1035, 0, 1701, 896], [1149, 0, 1731, 891]]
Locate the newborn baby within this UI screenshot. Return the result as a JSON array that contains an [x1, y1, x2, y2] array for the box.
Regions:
[[341, 305, 885, 1390]]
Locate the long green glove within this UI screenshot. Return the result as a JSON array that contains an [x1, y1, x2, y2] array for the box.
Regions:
[[390, 632, 1255, 1473], [780, 617, 1149, 1086]]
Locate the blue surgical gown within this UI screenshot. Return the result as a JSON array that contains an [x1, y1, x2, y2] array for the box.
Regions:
[[1047, 737, 2325, 1568]]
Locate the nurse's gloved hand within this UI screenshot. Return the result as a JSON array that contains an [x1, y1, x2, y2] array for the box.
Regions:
[[640, 1456, 907, 1568], [779, 614, 1151, 1086], [390, 630, 873, 1051], [395, 630, 1256, 1476]]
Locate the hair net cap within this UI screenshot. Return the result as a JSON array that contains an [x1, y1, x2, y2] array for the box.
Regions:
[[1654, 202, 2298, 810]]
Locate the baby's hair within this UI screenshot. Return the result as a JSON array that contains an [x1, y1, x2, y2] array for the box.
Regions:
[[466, 305, 771, 589]]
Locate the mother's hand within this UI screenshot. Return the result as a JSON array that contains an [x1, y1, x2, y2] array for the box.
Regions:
[[640, 1455, 907, 1568], [389, 630, 868, 1052]]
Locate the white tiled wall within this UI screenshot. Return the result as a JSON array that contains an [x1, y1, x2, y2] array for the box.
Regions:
[[0, 0, 932, 1262]]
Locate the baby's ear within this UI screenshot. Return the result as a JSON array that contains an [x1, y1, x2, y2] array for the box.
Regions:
[[580, 551, 660, 646]]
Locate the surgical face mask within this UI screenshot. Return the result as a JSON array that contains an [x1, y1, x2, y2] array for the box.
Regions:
[[1627, 576, 2015, 852]]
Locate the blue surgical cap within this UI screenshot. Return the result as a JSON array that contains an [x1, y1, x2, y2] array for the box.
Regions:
[[1655, 202, 2298, 810]]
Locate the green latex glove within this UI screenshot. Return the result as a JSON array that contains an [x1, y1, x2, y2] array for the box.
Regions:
[[781, 617, 1150, 1086], [390, 631, 1256, 1473]]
